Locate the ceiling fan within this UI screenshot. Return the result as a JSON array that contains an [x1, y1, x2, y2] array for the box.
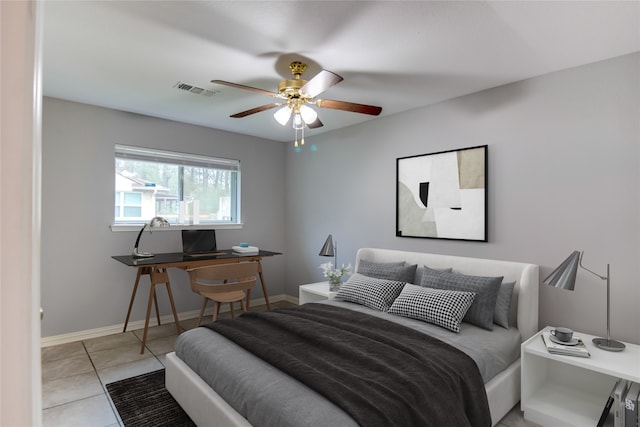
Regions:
[[212, 61, 382, 148]]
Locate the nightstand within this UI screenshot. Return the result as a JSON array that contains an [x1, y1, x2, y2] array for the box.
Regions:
[[521, 326, 640, 426], [298, 282, 338, 305]]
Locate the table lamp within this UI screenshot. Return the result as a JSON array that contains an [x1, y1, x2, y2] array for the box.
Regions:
[[543, 250, 625, 351], [132, 216, 170, 258], [319, 234, 337, 267]]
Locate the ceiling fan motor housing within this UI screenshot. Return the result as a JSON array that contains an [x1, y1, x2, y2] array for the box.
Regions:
[[278, 61, 310, 98], [278, 79, 307, 98]]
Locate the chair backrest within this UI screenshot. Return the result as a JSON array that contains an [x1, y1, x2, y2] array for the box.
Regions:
[[187, 262, 259, 295]]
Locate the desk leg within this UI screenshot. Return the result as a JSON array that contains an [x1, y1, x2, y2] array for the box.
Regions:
[[123, 267, 161, 333], [141, 282, 156, 354], [123, 268, 143, 333], [164, 277, 182, 334], [256, 260, 271, 311], [138, 267, 182, 354]]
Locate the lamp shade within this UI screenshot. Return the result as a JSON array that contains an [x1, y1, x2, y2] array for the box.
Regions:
[[299, 104, 318, 124], [273, 106, 292, 126], [319, 234, 335, 257], [543, 250, 581, 290]]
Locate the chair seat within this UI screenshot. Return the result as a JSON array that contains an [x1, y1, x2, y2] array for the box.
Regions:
[[199, 290, 245, 303]]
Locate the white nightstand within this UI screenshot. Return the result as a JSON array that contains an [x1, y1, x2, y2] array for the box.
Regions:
[[521, 326, 640, 427], [298, 282, 338, 305]]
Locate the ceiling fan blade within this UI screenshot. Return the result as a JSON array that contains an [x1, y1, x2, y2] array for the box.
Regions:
[[307, 117, 323, 129], [316, 99, 382, 116], [299, 70, 343, 98], [211, 80, 279, 97], [230, 103, 281, 118]]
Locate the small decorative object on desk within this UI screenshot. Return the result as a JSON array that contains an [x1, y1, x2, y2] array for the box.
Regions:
[[319, 262, 352, 292], [541, 331, 591, 358]]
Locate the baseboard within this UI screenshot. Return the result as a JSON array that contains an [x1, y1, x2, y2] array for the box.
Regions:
[[41, 293, 294, 347]]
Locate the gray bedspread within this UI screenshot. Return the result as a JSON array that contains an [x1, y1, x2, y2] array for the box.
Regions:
[[175, 300, 521, 427], [204, 303, 491, 427]]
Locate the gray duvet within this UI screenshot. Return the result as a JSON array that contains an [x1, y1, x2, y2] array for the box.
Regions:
[[174, 300, 521, 427]]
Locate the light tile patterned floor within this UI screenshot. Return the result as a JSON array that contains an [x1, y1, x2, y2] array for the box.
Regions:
[[41, 301, 539, 426]]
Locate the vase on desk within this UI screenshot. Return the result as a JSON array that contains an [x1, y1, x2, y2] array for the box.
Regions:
[[329, 277, 342, 292]]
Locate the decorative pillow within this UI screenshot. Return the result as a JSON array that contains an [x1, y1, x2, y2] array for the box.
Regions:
[[388, 284, 476, 333], [413, 265, 453, 285], [357, 259, 417, 283], [494, 281, 515, 328], [420, 269, 503, 330], [335, 273, 406, 311]]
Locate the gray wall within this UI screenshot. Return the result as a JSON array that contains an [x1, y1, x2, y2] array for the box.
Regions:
[[285, 53, 640, 344], [41, 98, 286, 337]]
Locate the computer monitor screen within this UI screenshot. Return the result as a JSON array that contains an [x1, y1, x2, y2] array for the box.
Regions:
[[182, 229, 217, 255]]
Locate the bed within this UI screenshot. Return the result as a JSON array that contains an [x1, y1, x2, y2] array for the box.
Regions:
[[165, 248, 539, 426]]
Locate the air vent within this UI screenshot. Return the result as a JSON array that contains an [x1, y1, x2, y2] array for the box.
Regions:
[[173, 81, 219, 97]]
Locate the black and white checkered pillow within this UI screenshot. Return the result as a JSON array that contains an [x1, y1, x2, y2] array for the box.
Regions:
[[335, 273, 405, 311], [388, 284, 476, 333]]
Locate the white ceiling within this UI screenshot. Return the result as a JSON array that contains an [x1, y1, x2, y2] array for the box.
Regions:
[[42, 1, 640, 142]]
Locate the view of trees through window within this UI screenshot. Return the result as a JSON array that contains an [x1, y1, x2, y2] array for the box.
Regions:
[[114, 145, 239, 225]]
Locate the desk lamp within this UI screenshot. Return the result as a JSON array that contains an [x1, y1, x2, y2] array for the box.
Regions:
[[132, 216, 170, 258], [544, 250, 625, 352], [319, 234, 337, 267]]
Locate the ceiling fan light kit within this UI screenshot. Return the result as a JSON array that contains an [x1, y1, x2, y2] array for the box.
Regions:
[[212, 61, 382, 149]]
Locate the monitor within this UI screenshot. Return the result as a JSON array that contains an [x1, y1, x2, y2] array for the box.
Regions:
[[182, 229, 217, 255]]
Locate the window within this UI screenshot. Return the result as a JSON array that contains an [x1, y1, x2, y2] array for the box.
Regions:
[[115, 191, 142, 219], [114, 145, 240, 225]]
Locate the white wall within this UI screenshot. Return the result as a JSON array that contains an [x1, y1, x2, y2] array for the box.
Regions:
[[285, 53, 640, 345], [41, 98, 286, 337]]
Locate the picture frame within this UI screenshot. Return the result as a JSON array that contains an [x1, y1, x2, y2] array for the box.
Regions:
[[396, 145, 487, 241]]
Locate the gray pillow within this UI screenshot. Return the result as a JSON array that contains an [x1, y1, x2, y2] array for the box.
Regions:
[[357, 259, 417, 283], [420, 269, 503, 330], [413, 265, 453, 285], [388, 284, 476, 333], [335, 273, 406, 312], [494, 281, 515, 328]]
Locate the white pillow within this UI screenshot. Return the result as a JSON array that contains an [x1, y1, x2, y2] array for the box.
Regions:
[[388, 284, 476, 333], [335, 273, 405, 311]]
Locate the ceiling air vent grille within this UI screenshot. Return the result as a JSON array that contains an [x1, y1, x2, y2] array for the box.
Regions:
[[174, 82, 219, 97]]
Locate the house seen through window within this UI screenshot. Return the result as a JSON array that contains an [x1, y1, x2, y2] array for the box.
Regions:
[[114, 145, 240, 225]]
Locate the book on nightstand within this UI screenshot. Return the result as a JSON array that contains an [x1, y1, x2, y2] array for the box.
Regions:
[[540, 332, 590, 358], [614, 380, 630, 427], [624, 382, 640, 427]]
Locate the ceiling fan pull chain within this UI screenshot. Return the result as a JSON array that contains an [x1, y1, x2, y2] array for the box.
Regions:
[[294, 128, 299, 148]]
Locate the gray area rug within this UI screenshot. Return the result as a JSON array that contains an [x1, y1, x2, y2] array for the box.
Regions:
[[106, 369, 196, 427]]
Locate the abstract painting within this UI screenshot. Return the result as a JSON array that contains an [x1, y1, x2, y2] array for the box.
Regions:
[[396, 145, 487, 241]]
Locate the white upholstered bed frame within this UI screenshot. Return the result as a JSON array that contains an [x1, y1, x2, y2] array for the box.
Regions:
[[166, 248, 539, 426]]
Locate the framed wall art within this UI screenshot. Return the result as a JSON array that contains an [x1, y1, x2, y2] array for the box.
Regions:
[[396, 145, 487, 242]]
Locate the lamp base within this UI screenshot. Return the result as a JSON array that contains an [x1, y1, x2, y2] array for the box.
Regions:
[[132, 250, 154, 258], [592, 337, 625, 352]]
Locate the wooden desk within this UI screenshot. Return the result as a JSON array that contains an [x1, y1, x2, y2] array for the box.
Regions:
[[112, 249, 281, 353]]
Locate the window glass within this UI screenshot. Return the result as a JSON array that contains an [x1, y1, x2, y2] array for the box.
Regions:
[[114, 145, 240, 225]]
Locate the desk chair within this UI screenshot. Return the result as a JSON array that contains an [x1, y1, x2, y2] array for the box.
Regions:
[[187, 261, 259, 325]]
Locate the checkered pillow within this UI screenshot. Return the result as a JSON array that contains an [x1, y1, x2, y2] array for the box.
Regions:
[[335, 273, 406, 311], [388, 284, 476, 333]]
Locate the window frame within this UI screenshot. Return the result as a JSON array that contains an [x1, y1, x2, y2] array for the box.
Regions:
[[111, 144, 243, 231]]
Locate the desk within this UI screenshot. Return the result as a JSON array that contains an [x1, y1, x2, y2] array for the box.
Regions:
[[112, 249, 281, 353]]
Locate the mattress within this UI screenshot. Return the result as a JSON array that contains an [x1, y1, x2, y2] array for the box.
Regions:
[[174, 300, 521, 427]]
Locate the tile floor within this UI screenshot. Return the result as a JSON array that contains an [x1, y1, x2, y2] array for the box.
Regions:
[[41, 301, 539, 427]]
